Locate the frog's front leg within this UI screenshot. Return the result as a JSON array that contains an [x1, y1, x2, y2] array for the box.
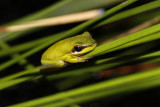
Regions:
[[63, 54, 89, 63]]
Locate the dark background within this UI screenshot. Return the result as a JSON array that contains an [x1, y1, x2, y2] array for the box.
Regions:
[[0, 0, 160, 107]]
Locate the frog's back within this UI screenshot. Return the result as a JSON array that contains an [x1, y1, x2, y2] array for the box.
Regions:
[[41, 38, 73, 61]]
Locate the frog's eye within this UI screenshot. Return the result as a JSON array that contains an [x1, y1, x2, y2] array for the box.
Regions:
[[72, 46, 83, 53], [74, 46, 83, 52], [72, 45, 91, 53]]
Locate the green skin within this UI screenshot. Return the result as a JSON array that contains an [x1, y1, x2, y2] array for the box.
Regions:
[[41, 32, 97, 68]]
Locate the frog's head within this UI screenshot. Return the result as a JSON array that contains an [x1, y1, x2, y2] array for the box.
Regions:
[[71, 32, 97, 56]]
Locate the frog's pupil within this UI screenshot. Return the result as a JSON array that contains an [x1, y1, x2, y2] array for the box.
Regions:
[[74, 46, 82, 52]]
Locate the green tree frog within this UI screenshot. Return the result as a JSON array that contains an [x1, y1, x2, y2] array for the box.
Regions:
[[41, 32, 97, 69]]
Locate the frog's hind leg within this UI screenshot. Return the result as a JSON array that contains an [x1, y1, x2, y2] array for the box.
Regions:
[[40, 59, 65, 71]]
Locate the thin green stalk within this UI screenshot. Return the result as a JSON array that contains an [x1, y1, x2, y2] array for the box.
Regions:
[[0, 41, 34, 69], [85, 23, 160, 57], [69, 104, 81, 107], [93, 0, 160, 28], [96, 47, 160, 65], [41, 98, 81, 107], [44, 77, 160, 107], [0, 77, 30, 90], [46, 63, 120, 80], [100, 31, 160, 54], [0, 66, 40, 82], [0, 75, 42, 90], [145, 58, 160, 64], [55, 75, 91, 90], [9, 66, 160, 107], [0, 31, 66, 57], [95, 31, 160, 64]]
